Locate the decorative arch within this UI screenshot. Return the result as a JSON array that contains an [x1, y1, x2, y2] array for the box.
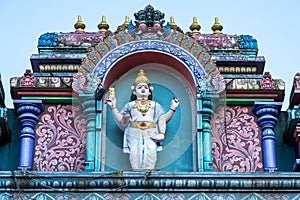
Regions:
[[78, 31, 222, 90], [93, 40, 206, 87], [73, 30, 224, 172]]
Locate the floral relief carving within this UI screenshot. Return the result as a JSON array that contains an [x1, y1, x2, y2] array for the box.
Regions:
[[34, 104, 87, 171], [211, 106, 263, 172]]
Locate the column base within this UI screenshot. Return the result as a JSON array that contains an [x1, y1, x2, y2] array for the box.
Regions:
[[18, 166, 31, 172], [264, 167, 277, 173], [293, 159, 300, 172], [204, 162, 214, 172], [84, 162, 95, 171]]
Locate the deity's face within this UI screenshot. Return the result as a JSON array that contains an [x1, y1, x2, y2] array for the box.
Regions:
[[135, 82, 150, 99]]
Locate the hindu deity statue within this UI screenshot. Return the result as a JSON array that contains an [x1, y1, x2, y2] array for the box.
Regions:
[[106, 70, 180, 170]]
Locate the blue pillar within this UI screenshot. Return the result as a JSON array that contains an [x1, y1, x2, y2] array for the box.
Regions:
[[253, 102, 282, 172], [202, 97, 214, 171], [80, 94, 96, 171], [197, 94, 214, 172], [13, 100, 44, 171]]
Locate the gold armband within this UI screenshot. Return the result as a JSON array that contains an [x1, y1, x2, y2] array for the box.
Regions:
[[170, 107, 176, 112]]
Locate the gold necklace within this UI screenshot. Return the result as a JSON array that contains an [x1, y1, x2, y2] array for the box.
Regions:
[[135, 100, 151, 116]]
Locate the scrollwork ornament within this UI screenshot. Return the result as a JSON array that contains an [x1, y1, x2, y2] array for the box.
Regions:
[[72, 72, 101, 94]]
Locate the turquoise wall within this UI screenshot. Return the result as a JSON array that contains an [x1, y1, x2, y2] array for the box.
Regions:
[[104, 66, 195, 171], [0, 109, 20, 170]]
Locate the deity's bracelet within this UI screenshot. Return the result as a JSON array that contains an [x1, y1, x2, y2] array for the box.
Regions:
[[169, 107, 176, 112], [111, 106, 116, 110]]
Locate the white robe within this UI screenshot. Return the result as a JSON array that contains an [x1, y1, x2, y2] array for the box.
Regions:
[[121, 100, 164, 169]]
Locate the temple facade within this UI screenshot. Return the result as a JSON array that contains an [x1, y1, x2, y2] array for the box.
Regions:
[[0, 5, 300, 199]]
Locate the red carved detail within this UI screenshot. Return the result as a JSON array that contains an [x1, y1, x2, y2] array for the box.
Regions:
[[260, 72, 275, 90], [294, 73, 300, 89], [294, 125, 300, 142], [72, 72, 86, 93], [211, 106, 263, 172], [20, 70, 35, 87], [34, 104, 87, 171], [212, 73, 226, 93]]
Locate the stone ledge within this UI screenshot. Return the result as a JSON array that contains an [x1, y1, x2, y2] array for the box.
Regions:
[[0, 171, 300, 192]]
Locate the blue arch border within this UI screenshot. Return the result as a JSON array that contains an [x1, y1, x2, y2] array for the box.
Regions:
[[93, 40, 207, 86]]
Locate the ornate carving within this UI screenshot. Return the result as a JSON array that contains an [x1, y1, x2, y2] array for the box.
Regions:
[[127, 5, 167, 40], [93, 40, 208, 84], [38, 32, 58, 47], [198, 74, 225, 95], [133, 5, 165, 28], [34, 104, 86, 171], [195, 34, 240, 49], [72, 72, 101, 94], [260, 72, 276, 90], [239, 35, 258, 50], [20, 70, 35, 87], [211, 106, 263, 172]]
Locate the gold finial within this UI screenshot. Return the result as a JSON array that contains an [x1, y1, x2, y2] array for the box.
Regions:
[[74, 15, 86, 33], [211, 17, 223, 34], [98, 16, 110, 33], [123, 16, 129, 27], [189, 17, 201, 34], [123, 16, 129, 32], [170, 16, 177, 31], [133, 70, 150, 87]]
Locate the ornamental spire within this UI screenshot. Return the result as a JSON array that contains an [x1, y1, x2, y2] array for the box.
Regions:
[[189, 16, 201, 34], [123, 16, 130, 32], [211, 17, 223, 34], [170, 16, 177, 31], [74, 15, 86, 33], [98, 16, 109, 33]]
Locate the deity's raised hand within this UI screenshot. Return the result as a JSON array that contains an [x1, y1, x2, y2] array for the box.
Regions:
[[106, 96, 116, 109], [170, 97, 180, 110]]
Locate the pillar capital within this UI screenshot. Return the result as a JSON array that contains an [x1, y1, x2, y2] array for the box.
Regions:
[[13, 100, 44, 171]]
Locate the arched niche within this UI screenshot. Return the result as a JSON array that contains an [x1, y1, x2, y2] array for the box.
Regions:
[[92, 40, 207, 171]]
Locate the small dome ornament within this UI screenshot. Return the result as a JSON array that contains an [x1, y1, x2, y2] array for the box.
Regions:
[[74, 15, 86, 33], [211, 17, 223, 34], [170, 16, 177, 31], [189, 17, 201, 34], [98, 16, 110, 33]]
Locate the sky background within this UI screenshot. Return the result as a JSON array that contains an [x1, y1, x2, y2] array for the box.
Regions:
[[0, 0, 299, 110]]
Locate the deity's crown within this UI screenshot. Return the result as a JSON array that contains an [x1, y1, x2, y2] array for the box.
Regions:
[[133, 70, 150, 87]]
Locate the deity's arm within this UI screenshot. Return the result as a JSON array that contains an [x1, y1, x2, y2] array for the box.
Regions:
[[110, 108, 127, 125], [157, 114, 166, 133], [164, 98, 180, 122], [163, 110, 175, 123], [106, 96, 130, 126]]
